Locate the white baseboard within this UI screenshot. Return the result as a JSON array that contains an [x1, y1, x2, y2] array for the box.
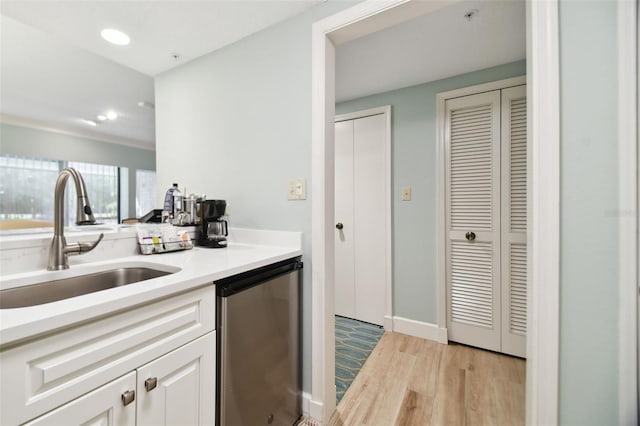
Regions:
[[308, 397, 324, 424], [301, 392, 312, 417], [383, 315, 393, 331], [392, 316, 448, 344]]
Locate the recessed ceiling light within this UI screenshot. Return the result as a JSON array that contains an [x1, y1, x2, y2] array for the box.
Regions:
[[106, 111, 118, 120], [101, 28, 130, 46], [82, 119, 97, 126], [97, 115, 107, 121]]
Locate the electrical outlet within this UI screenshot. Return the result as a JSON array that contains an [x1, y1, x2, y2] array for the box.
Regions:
[[401, 186, 412, 201], [288, 178, 306, 200]]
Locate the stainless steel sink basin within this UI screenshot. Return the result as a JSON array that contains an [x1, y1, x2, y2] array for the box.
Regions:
[[0, 267, 173, 309]]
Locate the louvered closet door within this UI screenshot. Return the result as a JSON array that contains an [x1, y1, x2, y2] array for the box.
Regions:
[[445, 91, 501, 352], [500, 85, 527, 357]]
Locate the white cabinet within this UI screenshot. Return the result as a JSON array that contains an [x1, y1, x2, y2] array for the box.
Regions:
[[0, 286, 216, 426], [25, 333, 215, 426], [24, 372, 137, 426]]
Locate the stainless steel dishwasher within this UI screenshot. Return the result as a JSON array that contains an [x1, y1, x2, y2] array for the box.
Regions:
[[216, 257, 302, 426]]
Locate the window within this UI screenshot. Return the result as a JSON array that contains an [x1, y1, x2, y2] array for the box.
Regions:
[[0, 156, 58, 223], [0, 155, 119, 227], [136, 169, 157, 217], [68, 161, 119, 224]]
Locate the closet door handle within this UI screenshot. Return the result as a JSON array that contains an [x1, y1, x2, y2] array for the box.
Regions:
[[336, 223, 344, 230], [465, 231, 476, 241]]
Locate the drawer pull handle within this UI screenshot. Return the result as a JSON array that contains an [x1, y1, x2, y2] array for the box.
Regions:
[[145, 377, 158, 392], [122, 390, 135, 406]]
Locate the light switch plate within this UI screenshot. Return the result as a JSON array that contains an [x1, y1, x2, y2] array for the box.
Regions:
[[288, 178, 306, 200], [401, 186, 411, 201]]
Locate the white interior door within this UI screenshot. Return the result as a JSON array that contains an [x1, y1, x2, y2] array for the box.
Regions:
[[334, 120, 356, 319], [445, 91, 502, 352], [335, 113, 387, 326], [501, 85, 527, 357]]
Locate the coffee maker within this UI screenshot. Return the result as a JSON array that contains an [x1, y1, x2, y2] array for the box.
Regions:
[[199, 200, 228, 248]]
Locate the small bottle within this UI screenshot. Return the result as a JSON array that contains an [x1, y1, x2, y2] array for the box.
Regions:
[[163, 183, 179, 221], [172, 185, 183, 220]]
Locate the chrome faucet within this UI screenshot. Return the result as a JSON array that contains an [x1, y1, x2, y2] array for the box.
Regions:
[[48, 168, 104, 270]]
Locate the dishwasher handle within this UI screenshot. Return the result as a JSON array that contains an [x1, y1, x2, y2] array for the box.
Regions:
[[216, 257, 302, 297]]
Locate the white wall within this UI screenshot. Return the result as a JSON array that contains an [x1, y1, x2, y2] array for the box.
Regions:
[[154, 0, 358, 392]]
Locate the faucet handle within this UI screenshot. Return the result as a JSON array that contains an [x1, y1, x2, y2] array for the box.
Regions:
[[65, 233, 104, 255], [79, 233, 104, 253]]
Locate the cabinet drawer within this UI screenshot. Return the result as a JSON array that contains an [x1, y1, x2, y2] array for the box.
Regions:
[[24, 372, 137, 426], [0, 285, 215, 426]]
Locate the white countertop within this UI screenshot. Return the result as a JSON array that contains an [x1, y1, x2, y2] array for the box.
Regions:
[[0, 227, 302, 347]]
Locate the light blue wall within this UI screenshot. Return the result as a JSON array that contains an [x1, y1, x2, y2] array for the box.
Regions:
[[0, 123, 155, 170], [336, 60, 526, 323], [154, 0, 358, 392], [0, 123, 157, 217], [558, 0, 621, 423]]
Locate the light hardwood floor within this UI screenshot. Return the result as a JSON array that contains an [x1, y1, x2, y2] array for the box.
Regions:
[[328, 332, 525, 426]]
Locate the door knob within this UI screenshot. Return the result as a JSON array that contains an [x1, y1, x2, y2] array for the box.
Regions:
[[465, 231, 476, 241], [336, 223, 344, 230]]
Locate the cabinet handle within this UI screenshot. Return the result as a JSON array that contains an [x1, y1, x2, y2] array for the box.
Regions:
[[145, 377, 158, 392], [336, 223, 344, 230], [465, 231, 476, 241], [121, 390, 135, 406]]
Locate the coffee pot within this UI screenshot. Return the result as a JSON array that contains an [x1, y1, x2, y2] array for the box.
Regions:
[[199, 200, 228, 248]]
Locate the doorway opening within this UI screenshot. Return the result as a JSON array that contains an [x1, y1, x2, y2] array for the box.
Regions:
[[333, 105, 391, 403], [311, 0, 563, 424]]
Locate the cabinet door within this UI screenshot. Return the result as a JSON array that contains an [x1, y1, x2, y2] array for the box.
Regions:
[[24, 372, 136, 426], [136, 332, 215, 426]]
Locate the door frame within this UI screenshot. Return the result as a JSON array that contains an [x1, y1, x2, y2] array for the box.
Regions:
[[335, 105, 393, 330], [435, 75, 527, 347], [618, 0, 638, 422], [311, 0, 560, 423]]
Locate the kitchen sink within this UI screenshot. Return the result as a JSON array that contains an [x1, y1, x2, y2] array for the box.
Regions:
[[0, 267, 175, 309]]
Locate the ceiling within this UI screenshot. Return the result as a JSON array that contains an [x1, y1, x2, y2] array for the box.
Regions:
[[0, 0, 525, 150], [336, 0, 525, 103], [1, 0, 324, 76]]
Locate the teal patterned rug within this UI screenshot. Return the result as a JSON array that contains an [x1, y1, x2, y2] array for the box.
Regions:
[[335, 315, 384, 403]]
